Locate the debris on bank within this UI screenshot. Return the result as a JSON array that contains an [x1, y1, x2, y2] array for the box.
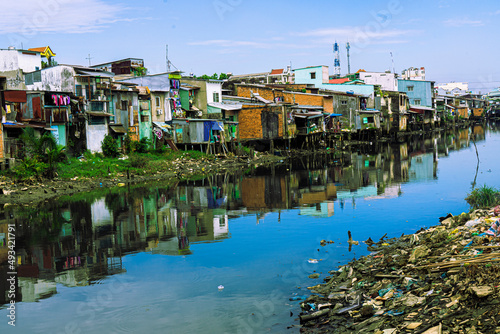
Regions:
[[299, 206, 500, 333]]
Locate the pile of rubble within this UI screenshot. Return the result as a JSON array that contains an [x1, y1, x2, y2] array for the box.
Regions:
[[299, 207, 500, 333]]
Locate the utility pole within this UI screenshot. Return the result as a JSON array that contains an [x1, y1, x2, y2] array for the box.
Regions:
[[333, 42, 341, 77], [86, 54, 93, 67], [166, 45, 171, 72], [390, 52, 395, 74], [346, 42, 351, 75]]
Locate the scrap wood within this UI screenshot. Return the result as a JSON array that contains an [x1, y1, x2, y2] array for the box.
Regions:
[[415, 252, 500, 270]]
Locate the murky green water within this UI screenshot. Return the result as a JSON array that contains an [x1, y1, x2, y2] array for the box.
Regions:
[[1, 122, 500, 333]]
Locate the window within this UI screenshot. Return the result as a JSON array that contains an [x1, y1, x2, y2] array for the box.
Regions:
[[76, 85, 83, 97], [310, 72, 316, 79], [341, 100, 347, 105], [363, 117, 374, 124], [407, 86, 414, 92], [91, 101, 104, 111], [213, 92, 219, 102], [141, 115, 149, 122], [89, 116, 106, 125], [155, 96, 161, 107], [121, 100, 129, 110], [414, 99, 421, 105]]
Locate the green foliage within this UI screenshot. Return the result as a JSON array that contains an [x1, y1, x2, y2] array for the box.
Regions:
[[20, 127, 57, 159], [129, 154, 150, 168], [17, 128, 66, 180], [134, 138, 150, 153], [124, 135, 132, 154], [198, 73, 229, 80], [45, 145, 67, 178], [14, 157, 48, 181], [465, 185, 500, 210], [134, 66, 148, 77], [301, 88, 307, 93], [101, 135, 119, 157]]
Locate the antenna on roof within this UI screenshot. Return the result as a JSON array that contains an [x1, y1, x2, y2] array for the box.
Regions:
[[333, 41, 341, 77], [390, 52, 395, 74], [86, 54, 93, 66], [166, 44, 178, 72], [346, 41, 351, 75], [166, 45, 171, 72]]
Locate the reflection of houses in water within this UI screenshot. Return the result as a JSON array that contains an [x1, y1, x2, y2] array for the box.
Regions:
[[365, 185, 402, 200], [17, 278, 57, 302], [154, 186, 230, 256], [241, 175, 288, 210], [409, 153, 437, 181], [299, 201, 335, 218]]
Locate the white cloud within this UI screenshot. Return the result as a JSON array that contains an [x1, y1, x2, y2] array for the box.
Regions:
[[443, 18, 484, 27], [297, 27, 416, 40], [0, 0, 140, 35], [188, 39, 270, 48]]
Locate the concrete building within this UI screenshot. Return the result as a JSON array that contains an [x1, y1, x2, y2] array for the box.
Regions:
[[25, 65, 115, 153], [0, 47, 42, 90], [228, 66, 293, 84], [358, 71, 398, 91], [181, 77, 223, 119], [293, 65, 375, 97], [401, 67, 426, 81]]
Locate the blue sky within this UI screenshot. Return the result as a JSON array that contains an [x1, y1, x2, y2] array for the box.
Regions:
[[1, 0, 499, 92]]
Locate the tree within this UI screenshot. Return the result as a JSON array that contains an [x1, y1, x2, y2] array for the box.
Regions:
[[134, 67, 148, 77], [20, 127, 58, 159], [101, 134, 119, 157], [219, 73, 229, 80], [18, 128, 66, 179], [45, 145, 66, 179]]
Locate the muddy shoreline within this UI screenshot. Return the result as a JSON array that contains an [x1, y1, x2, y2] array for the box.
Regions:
[[0, 151, 297, 207], [298, 208, 500, 333]]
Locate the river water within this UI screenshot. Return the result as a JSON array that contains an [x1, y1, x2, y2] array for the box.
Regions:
[[1, 123, 500, 334]]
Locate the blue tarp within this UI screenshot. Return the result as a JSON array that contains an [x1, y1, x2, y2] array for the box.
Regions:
[[204, 121, 223, 141], [211, 121, 223, 131], [329, 113, 343, 117]]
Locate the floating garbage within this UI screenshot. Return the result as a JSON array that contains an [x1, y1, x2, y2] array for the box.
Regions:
[[298, 206, 500, 333], [217, 285, 224, 291]]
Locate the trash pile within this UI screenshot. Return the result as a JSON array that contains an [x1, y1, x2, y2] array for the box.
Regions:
[[299, 206, 500, 333]]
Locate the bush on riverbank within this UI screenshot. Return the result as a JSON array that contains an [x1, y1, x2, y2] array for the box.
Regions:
[[465, 185, 500, 210], [55, 150, 212, 180]]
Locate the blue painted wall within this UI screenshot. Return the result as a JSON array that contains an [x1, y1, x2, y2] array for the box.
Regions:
[[293, 66, 325, 86], [398, 79, 433, 107], [294, 66, 375, 97]]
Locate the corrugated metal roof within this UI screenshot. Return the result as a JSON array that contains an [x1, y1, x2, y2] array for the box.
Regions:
[[75, 69, 114, 78], [409, 105, 434, 111], [250, 91, 272, 104], [208, 102, 242, 111], [109, 125, 127, 133], [328, 78, 350, 84], [87, 112, 114, 117], [291, 105, 323, 110], [359, 110, 381, 114], [293, 112, 323, 118]]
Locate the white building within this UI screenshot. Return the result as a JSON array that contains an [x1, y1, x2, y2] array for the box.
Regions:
[[358, 71, 398, 91], [436, 82, 469, 92], [401, 67, 426, 81], [0, 47, 42, 73], [0, 47, 42, 89]]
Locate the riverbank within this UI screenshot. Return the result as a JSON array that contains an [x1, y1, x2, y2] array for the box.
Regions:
[[0, 149, 297, 206], [298, 206, 500, 333]]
